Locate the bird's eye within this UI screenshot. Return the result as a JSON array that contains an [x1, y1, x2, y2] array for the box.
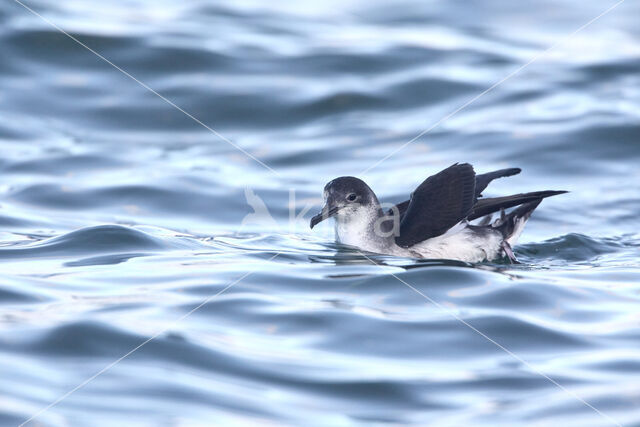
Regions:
[[347, 193, 357, 202]]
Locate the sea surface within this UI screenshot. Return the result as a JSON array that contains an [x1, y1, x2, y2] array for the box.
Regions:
[[1, 0, 639, 426]]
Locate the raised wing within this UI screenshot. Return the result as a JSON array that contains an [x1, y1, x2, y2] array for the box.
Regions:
[[387, 167, 521, 219], [474, 167, 521, 197], [395, 163, 476, 248], [467, 190, 567, 221]]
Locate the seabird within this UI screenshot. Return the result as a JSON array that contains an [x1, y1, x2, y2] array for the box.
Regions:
[[309, 163, 566, 263]]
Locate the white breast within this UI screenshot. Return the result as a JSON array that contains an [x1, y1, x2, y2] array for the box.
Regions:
[[335, 209, 375, 247], [408, 224, 503, 262]]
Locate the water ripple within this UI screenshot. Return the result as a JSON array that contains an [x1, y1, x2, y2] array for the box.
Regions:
[[1, 0, 639, 425]]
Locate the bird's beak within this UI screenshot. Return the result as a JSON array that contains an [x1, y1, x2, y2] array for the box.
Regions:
[[310, 205, 340, 229]]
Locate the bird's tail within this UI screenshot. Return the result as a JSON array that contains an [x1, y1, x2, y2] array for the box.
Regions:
[[492, 199, 542, 246]]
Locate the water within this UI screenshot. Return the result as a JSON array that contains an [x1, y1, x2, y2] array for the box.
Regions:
[[1, 0, 639, 425]]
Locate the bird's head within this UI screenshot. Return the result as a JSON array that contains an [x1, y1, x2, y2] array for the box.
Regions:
[[310, 177, 379, 229]]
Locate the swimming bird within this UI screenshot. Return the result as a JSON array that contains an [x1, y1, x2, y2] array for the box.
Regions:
[[309, 164, 566, 263]]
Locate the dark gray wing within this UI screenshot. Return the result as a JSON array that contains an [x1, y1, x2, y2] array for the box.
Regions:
[[475, 168, 521, 197], [467, 190, 567, 221], [389, 199, 410, 218], [395, 163, 476, 248], [388, 167, 521, 219]]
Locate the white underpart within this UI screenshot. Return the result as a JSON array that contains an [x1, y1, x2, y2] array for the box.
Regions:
[[334, 208, 506, 262], [409, 223, 503, 263]]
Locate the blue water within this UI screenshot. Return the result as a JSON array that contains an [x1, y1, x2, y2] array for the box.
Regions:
[[1, 1, 640, 426]]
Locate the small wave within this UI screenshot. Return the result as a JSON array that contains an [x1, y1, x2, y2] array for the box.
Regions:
[[518, 233, 629, 263], [0, 285, 41, 303], [7, 184, 247, 224], [2, 154, 128, 176], [0, 213, 35, 228], [0, 225, 196, 260]]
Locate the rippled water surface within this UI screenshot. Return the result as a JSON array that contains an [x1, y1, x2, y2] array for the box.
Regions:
[[1, 1, 640, 426]]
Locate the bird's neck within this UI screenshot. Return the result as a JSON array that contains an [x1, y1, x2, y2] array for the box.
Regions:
[[334, 206, 393, 252]]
